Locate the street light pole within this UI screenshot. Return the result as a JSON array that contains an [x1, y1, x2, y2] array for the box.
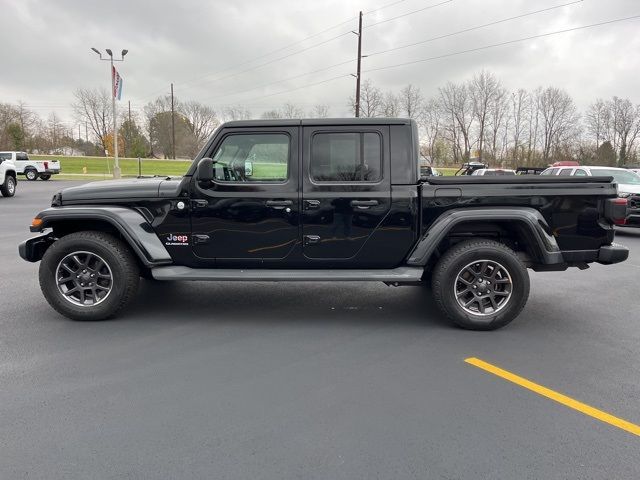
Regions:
[[91, 47, 128, 179]]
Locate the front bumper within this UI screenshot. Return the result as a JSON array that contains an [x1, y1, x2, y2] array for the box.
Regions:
[[18, 233, 55, 262]]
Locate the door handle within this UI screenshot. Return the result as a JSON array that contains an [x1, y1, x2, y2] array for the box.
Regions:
[[304, 199, 321, 210], [350, 200, 379, 208], [265, 200, 293, 209], [192, 234, 210, 245], [304, 235, 321, 245], [192, 199, 208, 209]]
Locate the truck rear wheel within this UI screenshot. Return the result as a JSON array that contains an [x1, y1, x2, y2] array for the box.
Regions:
[[39, 231, 140, 321], [432, 239, 530, 330], [39, 174, 51, 181], [25, 169, 38, 181]]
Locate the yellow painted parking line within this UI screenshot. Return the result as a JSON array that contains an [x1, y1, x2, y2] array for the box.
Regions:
[[465, 357, 640, 437]]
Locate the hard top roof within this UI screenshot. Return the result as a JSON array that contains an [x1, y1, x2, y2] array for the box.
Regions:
[[220, 117, 414, 128]]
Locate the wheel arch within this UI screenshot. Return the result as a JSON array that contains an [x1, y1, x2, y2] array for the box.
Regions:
[[407, 207, 563, 268], [27, 207, 172, 267]]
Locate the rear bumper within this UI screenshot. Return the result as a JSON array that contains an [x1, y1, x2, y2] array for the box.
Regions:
[[18, 233, 55, 262], [43, 169, 60, 174], [597, 243, 629, 265]]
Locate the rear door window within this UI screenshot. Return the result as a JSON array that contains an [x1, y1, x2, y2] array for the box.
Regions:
[[558, 168, 573, 176], [310, 132, 382, 182]]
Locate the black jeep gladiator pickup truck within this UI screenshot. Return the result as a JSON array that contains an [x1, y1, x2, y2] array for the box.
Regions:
[[19, 118, 629, 330]]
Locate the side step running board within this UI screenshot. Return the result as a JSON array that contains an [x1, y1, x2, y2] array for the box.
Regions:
[[151, 266, 424, 282]]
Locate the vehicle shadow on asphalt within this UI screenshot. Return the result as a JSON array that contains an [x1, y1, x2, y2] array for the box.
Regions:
[[126, 280, 453, 329]]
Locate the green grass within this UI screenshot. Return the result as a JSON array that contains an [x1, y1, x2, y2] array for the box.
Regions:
[[31, 155, 192, 177], [30, 155, 459, 179]]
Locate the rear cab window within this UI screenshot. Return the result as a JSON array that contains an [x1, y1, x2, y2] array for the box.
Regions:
[[310, 132, 382, 183]]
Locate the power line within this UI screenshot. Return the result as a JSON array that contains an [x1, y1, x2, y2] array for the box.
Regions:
[[242, 73, 352, 104], [141, 0, 418, 100], [199, 59, 354, 103], [363, 14, 640, 74], [364, 0, 453, 28], [180, 30, 353, 93], [366, 0, 584, 57]]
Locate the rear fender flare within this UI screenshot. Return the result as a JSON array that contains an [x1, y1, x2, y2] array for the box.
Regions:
[[29, 206, 172, 266], [406, 207, 563, 266]]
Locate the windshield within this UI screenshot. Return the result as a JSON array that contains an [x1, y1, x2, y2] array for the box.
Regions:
[[595, 169, 640, 185]]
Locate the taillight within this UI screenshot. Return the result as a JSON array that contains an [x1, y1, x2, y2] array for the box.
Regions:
[[604, 197, 628, 224], [44, 161, 49, 169]]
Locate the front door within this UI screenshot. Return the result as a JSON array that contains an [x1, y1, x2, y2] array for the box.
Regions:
[[301, 125, 391, 263], [191, 127, 299, 265]]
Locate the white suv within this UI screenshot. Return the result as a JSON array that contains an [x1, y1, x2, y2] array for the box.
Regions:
[[0, 154, 17, 197], [0, 151, 61, 181]]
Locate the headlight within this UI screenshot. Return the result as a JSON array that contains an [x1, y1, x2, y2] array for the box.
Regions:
[[618, 192, 631, 198]]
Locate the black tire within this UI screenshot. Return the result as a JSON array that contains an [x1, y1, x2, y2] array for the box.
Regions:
[[39, 174, 51, 181], [1, 175, 16, 197], [432, 239, 530, 330], [39, 231, 140, 321], [25, 169, 38, 181]]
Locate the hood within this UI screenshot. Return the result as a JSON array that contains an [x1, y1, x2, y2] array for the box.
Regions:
[[59, 177, 183, 204], [617, 184, 640, 195]]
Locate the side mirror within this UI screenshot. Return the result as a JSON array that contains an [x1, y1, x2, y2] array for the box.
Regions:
[[197, 157, 215, 183]]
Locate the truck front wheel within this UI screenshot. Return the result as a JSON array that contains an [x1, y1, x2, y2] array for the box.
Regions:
[[432, 239, 530, 330], [39, 231, 140, 321]]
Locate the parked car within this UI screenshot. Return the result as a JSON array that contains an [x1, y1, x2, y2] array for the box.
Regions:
[[0, 151, 61, 180], [454, 161, 487, 175], [471, 168, 516, 176], [0, 153, 17, 197], [19, 118, 628, 330], [541, 165, 640, 227]]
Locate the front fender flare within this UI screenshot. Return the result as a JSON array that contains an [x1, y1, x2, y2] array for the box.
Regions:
[[406, 207, 563, 266], [28, 206, 172, 266]]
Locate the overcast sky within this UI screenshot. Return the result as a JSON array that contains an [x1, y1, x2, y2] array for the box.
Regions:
[[2, 0, 639, 127]]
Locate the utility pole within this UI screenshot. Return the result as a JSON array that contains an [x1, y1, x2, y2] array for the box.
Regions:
[[85, 122, 88, 143], [78, 124, 81, 141], [354, 11, 363, 118], [91, 47, 128, 178], [170, 83, 176, 159], [127, 100, 132, 157]]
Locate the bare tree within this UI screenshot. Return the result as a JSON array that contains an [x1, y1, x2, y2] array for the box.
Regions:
[[399, 84, 423, 118], [261, 109, 283, 119], [181, 100, 219, 148], [312, 104, 330, 118], [282, 103, 304, 118], [585, 99, 610, 148], [382, 91, 401, 117], [486, 84, 508, 161], [349, 80, 384, 117], [510, 89, 530, 164], [610, 96, 640, 165], [72, 88, 113, 154], [537, 87, 579, 162], [418, 98, 442, 161], [222, 105, 252, 121], [438, 81, 473, 161], [470, 71, 503, 161]]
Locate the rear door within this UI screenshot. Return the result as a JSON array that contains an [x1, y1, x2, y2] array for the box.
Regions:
[[301, 125, 391, 264], [190, 127, 299, 265]]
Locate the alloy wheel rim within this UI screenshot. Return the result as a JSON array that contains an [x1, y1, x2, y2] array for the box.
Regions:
[[8, 178, 15, 194], [56, 251, 113, 307], [453, 259, 513, 316]]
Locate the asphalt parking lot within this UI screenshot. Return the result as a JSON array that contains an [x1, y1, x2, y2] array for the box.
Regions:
[[1, 180, 639, 479]]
